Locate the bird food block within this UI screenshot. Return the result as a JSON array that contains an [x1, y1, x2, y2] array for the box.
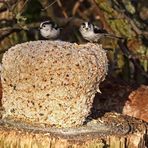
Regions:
[[1, 40, 108, 128]]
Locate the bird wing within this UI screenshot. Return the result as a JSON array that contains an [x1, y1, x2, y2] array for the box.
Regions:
[[93, 25, 123, 39], [93, 25, 108, 34]]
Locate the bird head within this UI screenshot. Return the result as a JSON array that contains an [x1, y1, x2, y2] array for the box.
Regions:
[[79, 22, 94, 34], [40, 21, 56, 31]]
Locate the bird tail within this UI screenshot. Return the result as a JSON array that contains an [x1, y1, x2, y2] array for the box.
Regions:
[[104, 33, 123, 39]]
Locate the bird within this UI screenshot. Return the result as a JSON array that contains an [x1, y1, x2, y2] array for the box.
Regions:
[[39, 20, 61, 40], [79, 22, 122, 42]]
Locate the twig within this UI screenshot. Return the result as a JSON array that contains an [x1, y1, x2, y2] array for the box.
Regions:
[[56, 0, 68, 18], [111, 0, 148, 36], [0, 0, 10, 12], [72, 0, 84, 16], [0, 0, 20, 18], [0, 19, 16, 26], [9, 0, 19, 12], [0, 28, 20, 41], [2, 0, 18, 12], [0, 21, 40, 42], [131, 54, 148, 61], [118, 12, 142, 35], [89, 0, 115, 33], [41, 0, 58, 11], [118, 39, 148, 79], [19, 0, 29, 15]]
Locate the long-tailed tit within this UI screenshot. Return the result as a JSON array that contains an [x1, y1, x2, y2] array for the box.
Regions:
[[39, 20, 61, 40], [79, 22, 122, 42]]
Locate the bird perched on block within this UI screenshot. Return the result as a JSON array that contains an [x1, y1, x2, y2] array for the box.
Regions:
[[39, 20, 61, 40], [79, 22, 122, 42]]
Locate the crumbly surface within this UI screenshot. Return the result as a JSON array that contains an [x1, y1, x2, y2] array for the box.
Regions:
[[1, 40, 108, 128]]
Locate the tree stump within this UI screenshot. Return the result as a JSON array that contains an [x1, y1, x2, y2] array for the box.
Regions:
[[0, 112, 147, 148]]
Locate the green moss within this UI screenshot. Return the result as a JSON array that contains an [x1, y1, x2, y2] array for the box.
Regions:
[[96, 0, 136, 38], [109, 19, 135, 38], [137, 46, 148, 72], [99, 2, 114, 14], [122, 0, 136, 14]]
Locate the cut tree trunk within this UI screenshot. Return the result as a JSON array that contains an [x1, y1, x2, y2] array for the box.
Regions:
[[0, 112, 147, 148]]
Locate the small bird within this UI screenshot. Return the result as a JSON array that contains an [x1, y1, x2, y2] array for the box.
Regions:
[[79, 22, 122, 42], [39, 20, 61, 40]]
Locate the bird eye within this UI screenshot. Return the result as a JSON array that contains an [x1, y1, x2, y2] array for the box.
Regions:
[[42, 24, 46, 28], [81, 22, 85, 27], [88, 22, 91, 25], [81, 23, 86, 29]]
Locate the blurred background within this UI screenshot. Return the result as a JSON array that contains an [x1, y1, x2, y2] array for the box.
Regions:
[[0, 0, 148, 121], [0, 0, 148, 84]]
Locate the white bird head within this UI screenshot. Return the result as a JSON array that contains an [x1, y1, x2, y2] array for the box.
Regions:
[[79, 22, 101, 42], [40, 20, 60, 39], [79, 22, 94, 35]]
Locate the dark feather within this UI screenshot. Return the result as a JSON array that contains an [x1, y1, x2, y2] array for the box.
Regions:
[[41, 21, 51, 26], [42, 20, 59, 29], [93, 26, 108, 34]]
